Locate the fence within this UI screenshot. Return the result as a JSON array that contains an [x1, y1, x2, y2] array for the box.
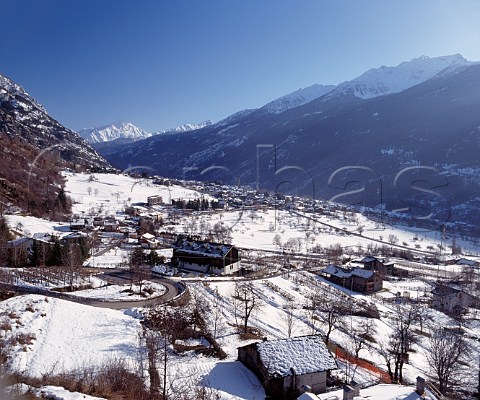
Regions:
[[332, 344, 392, 384]]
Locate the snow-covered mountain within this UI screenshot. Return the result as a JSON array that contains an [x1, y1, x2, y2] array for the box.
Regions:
[[102, 55, 480, 234], [327, 54, 476, 100], [261, 84, 336, 114], [0, 72, 108, 169], [78, 121, 152, 144], [0, 72, 110, 218], [0, 75, 47, 116], [156, 120, 213, 135], [79, 120, 213, 144]]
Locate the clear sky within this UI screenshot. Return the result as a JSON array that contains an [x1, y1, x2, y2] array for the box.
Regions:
[[1, 0, 480, 132]]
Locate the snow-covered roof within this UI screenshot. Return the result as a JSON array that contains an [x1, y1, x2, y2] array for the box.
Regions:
[[360, 256, 380, 263], [174, 238, 234, 259], [254, 335, 337, 377], [63, 232, 88, 239], [432, 285, 460, 296], [8, 237, 32, 247], [456, 258, 477, 266], [323, 264, 374, 279], [316, 384, 431, 400]]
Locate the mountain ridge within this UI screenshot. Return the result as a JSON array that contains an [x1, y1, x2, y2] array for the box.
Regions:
[[99, 56, 480, 234], [0, 72, 110, 218]]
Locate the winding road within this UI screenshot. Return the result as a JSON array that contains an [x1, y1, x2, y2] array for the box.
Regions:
[[0, 270, 185, 310]]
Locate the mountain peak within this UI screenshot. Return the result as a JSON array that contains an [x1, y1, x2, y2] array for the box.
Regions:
[[261, 84, 336, 114], [328, 54, 474, 100], [156, 120, 213, 135], [0, 72, 47, 114], [78, 121, 152, 144]]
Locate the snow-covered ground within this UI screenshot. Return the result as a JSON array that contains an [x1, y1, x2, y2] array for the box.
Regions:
[[168, 207, 480, 259], [68, 281, 166, 301], [63, 171, 211, 216], [0, 295, 141, 378], [2, 272, 479, 399], [316, 383, 429, 400], [2, 172, 480, 399]]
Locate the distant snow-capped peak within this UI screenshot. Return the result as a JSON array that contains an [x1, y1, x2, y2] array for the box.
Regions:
[[78, 121, 152, 143], [329, 54, 475, 100], [78, 120, 213, 143], [155, 120, 212, 135], [262, 84, 337, 114]]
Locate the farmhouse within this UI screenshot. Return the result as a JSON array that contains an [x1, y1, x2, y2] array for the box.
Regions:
[[238, 335, 337, 399], [172, 237, 240, 275], [431, 284, 471, 314], [321, 264, 383, 294], [140, 233, 159, 249], [358, 256, 388, 276]]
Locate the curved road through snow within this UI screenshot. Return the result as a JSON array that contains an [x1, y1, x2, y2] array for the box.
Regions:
[[1, 272, 185, 310]]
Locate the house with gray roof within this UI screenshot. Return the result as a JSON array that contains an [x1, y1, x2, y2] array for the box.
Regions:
[[321, 264, 383, 294], [238, 335, 337, 399], [431, 284, 471, 314]]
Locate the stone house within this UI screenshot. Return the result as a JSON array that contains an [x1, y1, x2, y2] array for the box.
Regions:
[[238, 335, 337, 399]]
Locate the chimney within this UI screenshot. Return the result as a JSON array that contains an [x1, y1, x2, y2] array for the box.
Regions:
[[343, 385, 355, 400], [416, 376, 426, 395], [349, 379, 360, 396], [300, 384, 312, 393]]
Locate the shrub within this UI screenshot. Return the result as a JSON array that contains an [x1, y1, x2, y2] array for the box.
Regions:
[[0, 318, 12, 332]]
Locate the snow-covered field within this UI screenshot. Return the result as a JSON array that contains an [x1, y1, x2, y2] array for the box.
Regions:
[[68, 281, 166, 301], [167, 207, 480, 257], [63, 171, 211, 216], [2, 172, 480, 399], [0, 295, 141, 378], [4, 271, 479, 399]]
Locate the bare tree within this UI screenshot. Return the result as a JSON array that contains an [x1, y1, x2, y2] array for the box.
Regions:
[[425, 327, 470, 395], [210, 288, 223, 340], [388, 234, 399, 245], [143, 306, 191, 400], [304, 290, 321, 334], [320, 300, 345, 345], [211, 222, 232, 243], [61, 242, 83, 290], [381, 305, 420, 383], [282, 299, 299, 338], [129, 247, 148, 293], [232, 282, 261, 334], [344, 329, 365, 381]]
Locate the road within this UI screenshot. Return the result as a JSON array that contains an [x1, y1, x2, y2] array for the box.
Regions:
[[0, 272, 185, 310]]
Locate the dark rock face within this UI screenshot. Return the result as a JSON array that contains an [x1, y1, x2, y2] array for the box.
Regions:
[[0, 73, 111, 218]]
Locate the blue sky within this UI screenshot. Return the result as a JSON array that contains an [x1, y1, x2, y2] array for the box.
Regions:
[[1, 0, 480, 132]]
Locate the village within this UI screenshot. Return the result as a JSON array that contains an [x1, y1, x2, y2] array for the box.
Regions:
[[1, 171, 480, 400]]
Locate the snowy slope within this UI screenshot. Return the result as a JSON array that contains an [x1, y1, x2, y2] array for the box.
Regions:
[[0, 74, 47, 115], [2, 295, 141, 377], [261, 84, 336, 114], [328, 54, 476, 99], [78, 121, 152, 143]]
